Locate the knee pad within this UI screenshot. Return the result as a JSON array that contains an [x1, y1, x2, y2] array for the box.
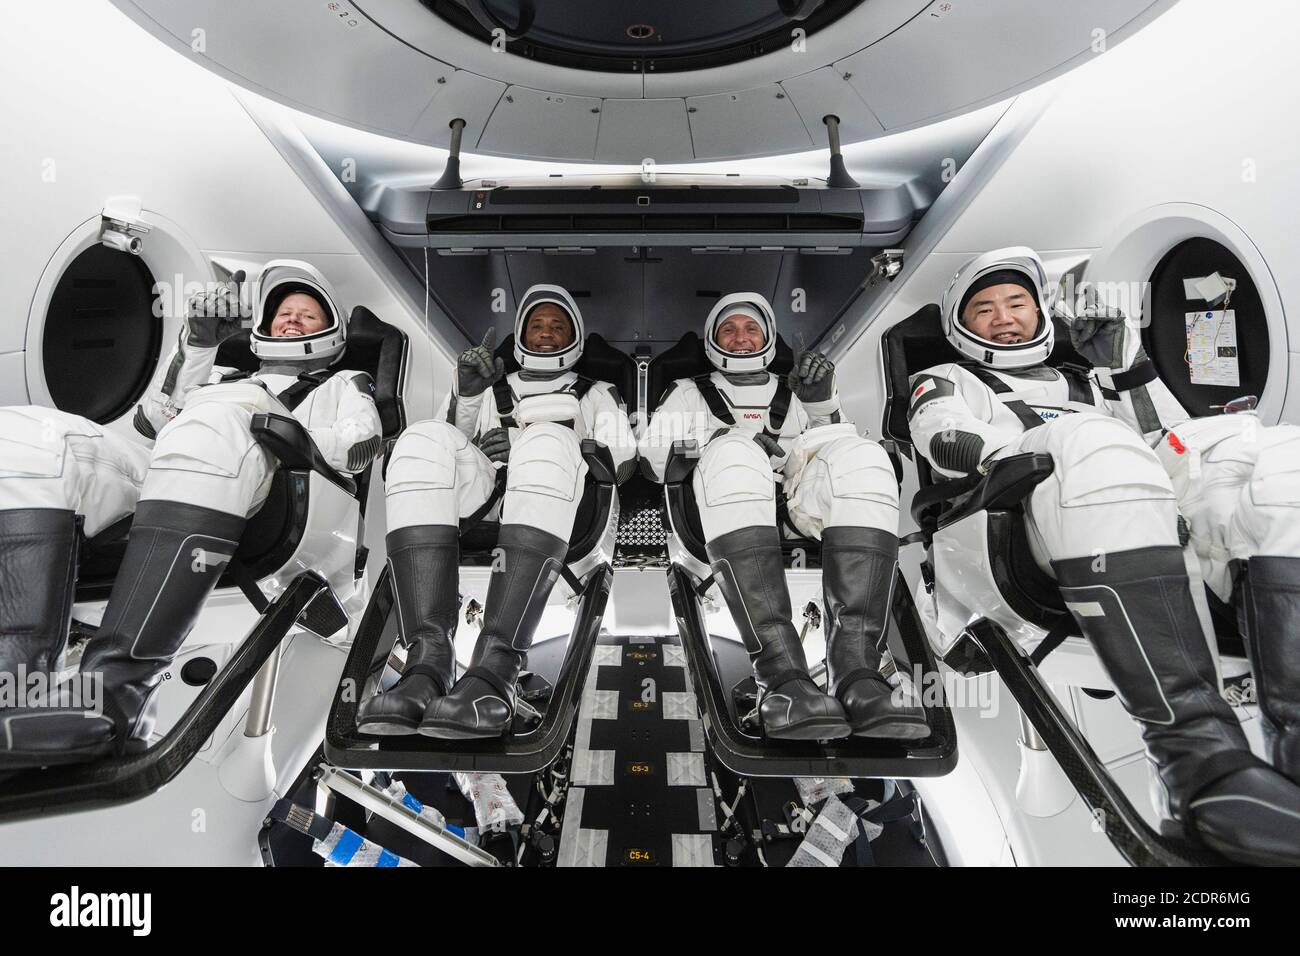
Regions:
[[386, 420, 466, 494], [696, 433, 776, 509], [1235, 427, 1300, 555], [816, 437, 899, 509], [1048, 415, 1175, 509], [0, 407, 98, 481], [151, 402, 258, 480], [507, 422, 584, 502]]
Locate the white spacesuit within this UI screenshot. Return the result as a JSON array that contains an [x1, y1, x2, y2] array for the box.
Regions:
[[640, 293, 928, 742], [359, 284, 636, 739], [908, 246, 1300, 865], [0, 260, 381, 765]]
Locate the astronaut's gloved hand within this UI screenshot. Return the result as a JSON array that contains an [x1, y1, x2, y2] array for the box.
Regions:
[[185, 270, 246, 349], [1061, 285, 1143, 370], [788, 351, 836, 403], [458, 328, 505, 397], [476, 425, 511, 464], [753, 431, 785, 461]]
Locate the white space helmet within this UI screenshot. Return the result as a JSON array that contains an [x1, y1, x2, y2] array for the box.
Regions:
[[250, 259, 347, 363], [514, 284, 585, 372], [940, 246, 1054, 369], [704, 292, 777, 373]]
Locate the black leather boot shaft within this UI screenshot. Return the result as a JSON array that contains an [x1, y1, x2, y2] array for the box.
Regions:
[[1236, 556, 1300, 782], [420, 523, 568, 739], [80, 499, 246, 742], [821, 526, 929, 739], [0, 508, 79, 677], [1055, 545, 1300, 865], [707, 525, 849, 741], [1054, 547, 1248, 817], [1, 499, 244, 766], [707, 526, 809, 684], [357, 524, 460, 735]]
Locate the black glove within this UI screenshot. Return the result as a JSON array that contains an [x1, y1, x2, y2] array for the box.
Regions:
[[788, 350, 835, 403], [185, 270, 245, 349], [1060, 286, 1135, 370], [476, 426, 511, 464], [752, 431, 785, 460], [458, 328, 505, 397]]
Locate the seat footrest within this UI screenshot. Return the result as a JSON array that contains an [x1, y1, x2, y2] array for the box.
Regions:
[[666, 564, 957, 780]]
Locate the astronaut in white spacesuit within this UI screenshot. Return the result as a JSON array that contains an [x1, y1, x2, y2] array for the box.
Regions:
[[640, 293, 928, 742], [359, 284, 636, 740], [0, 260, 381, 764], [908, 245, 1300, 864]]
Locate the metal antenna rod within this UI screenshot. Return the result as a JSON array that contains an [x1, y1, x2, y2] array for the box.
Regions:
[[433, 117, 467, 190], [822, 114, 860, 189]]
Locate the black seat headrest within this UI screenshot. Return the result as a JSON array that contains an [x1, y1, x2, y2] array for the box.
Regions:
[[645, 331, 795, 412], [494, 332, 637, 407], [215, 305, 408, 441], [881, 305, 1087, 447]]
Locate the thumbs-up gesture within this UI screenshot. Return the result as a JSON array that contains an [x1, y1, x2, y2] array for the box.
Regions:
[[458, 328, 505, 396]]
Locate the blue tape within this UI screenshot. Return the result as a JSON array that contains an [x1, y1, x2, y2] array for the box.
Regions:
[[376, 848, 401, 867], [329, 828, 364, 866]]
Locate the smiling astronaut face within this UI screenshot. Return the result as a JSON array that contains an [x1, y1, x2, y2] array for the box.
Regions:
[[959, 283, 1040, 346], [269, 292, 329, 339], [715, 312, 768, 355], [522, 302, 575, 353]]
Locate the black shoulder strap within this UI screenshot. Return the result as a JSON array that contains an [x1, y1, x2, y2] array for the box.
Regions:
[[765, 380, 792, 441], [571, 375, 595, 399], [693, 373, 735, 426], [958, 362, 1045, 431], [492, 378, 517, 428], [276, 369, 334, 412], [1058, 364, 1096, 406]]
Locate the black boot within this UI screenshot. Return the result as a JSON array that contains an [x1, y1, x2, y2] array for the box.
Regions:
[[1054, 546, 1300, 865], [357, 525, 460, 735], [420, 524, 567, 739], [0, 500, 244, 767], [0, 509, 79, 678], [708, 526, 849, 741], [1236, 556, 1300, 784], [822, 527, 929, 739]]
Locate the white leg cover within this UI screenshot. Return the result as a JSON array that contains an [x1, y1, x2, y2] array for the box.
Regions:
[[692, 432, 777, 542], [785, 435, 899, 538], [141, 400, 275, 517], [1008, 413, 1180, 565], [1155, 417, 1300, 600], [0, 406, 149, 535], [385, 420, 497, 531], [501, 422, 589, 540], [1232, 423, 1300, 559]]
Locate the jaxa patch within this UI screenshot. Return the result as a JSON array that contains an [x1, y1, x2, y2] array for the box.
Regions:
[[908, 375, 954, 413]]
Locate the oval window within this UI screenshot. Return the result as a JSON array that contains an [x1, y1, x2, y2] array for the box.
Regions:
[[42, 244, 162, 423], [1145, 238, 1269, 417]]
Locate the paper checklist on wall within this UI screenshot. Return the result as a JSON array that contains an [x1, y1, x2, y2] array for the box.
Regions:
[[1185, 310, 1239, 387]]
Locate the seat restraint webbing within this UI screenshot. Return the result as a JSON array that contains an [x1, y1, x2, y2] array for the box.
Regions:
[[694, 374, 792, 441], [492, 375, 595, 430], [959, 363, 1047, 432]]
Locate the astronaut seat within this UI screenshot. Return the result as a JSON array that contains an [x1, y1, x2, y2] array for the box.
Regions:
[[881, 303, 1250, 676], [0, 305, 409, 816], [881, 303, 1251, 866], [75, 305, 409, 628], [645, 331, 957, 779], [325, 331, 635, 773]]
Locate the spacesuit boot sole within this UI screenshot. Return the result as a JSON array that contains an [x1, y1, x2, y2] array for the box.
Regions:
[[764, 715, 852, 741], [848, 714, 931, 740]]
